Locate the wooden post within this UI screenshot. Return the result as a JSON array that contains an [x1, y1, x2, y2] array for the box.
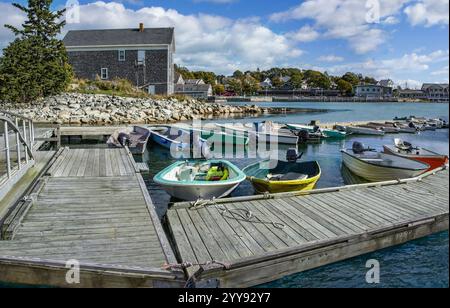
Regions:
[[4, 121, 11, 179], [15, 118, 21, 170], [56, 125, 61, 150]]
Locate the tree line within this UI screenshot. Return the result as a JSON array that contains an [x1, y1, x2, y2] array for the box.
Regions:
[[176, 66, 379, 96]]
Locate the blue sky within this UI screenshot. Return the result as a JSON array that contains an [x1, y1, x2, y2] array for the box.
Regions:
[[0, 0, 449, 87]]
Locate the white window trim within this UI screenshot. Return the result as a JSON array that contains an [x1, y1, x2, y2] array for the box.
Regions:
[[118, 49, 126, 61], [101, 68, 108, 80]]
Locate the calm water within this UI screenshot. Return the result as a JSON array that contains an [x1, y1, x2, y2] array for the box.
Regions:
[[141, 101, 449, 288], [2, 102, 448, 288]]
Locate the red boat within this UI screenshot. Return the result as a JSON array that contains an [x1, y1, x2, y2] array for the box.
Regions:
[[383, 139, 449, 172]]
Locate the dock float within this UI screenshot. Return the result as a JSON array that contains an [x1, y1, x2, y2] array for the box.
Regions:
[[0, 147, 184, 287], [166, 168, 448, 288], [0, 146, 448, 287]]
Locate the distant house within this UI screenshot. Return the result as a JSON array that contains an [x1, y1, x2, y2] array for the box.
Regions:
[[174, 73, 185, 85], [421, 83, 449, 102], [174, 83, 213, 99], [280, 76, 291, 83], [355, 83, 393, 98], [63, 24, 175, 95], [185, 79, 205, 85], [398, 89, 427, 100], [377, 79, 394, 88], [259, 78, 272, 89]]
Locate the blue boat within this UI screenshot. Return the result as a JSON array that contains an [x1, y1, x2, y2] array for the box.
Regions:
[[148, 125, 210, 159]]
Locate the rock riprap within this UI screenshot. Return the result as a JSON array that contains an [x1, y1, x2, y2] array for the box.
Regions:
[[1, 93, 267, 125]]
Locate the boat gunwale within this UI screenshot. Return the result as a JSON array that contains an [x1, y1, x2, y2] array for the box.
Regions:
[[242, 160, 322, 186], [341, 149, 430, 171], [153, 160, 246, 187], [383, 144, 448, 159]]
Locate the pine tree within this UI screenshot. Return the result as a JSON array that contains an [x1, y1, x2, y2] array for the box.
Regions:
[[0, 0, 72, 104]]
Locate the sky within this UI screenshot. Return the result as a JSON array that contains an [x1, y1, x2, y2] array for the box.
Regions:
[[0, 0, 449, 88]]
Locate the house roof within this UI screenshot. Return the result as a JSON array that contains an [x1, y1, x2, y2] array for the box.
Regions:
[[422, 83, 449, 90], [175, 84, 212, 92], [377, 79, 393, 87], [63, 27, 175, 47], [185, 79, 205, 85]]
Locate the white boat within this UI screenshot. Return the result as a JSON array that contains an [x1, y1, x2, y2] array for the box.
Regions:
[[339, 125, 385, 136], [286, 123, 347, 139], [154, 160, 246, 201], [148, 125, 210, 159], [216, 123, 298, 145], [341, 142, 429, 182]]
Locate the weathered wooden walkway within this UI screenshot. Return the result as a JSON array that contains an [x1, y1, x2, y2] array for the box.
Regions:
[[166, 168, 449, 287], [0, 147, 183, 287]]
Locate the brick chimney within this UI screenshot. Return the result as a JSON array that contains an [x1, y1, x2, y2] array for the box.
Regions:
[[139, 23, 144, 32]]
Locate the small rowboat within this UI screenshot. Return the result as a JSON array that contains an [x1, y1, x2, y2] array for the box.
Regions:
[[107, 126, 151, 155], [338, 125, 385, 136], [148, 125, 210, 159], [362, 122, 400, 134], [154, 160, 246, 201], [243, 149, 321, 194], [383, 139, 449, 171], [341, 142, 429, 182], [244, 160, 321, 194], [174, 124, 249, 146], [286, 123, 347, 139], [216, 123, 298, 145]]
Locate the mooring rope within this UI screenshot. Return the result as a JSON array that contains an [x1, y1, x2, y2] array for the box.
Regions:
[[189, 198, 286, 230]]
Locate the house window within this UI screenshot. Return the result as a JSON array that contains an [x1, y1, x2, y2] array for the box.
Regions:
[[138, 50, 145, 64], [118, 50, 126, 61], [101, 68, 108, 80]]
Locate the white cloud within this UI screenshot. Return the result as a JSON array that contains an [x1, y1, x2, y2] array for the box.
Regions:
[[431, 65, 450, 76], [309, 49, 449, 84], [317, 55, 344, 62], [395, 79, 423, 89], [270, 0, 411, 54], [0, 1, 301, 74], [0, 2, 26, 50], [404, 0, 449, 27], [289, 25, 320, 42]]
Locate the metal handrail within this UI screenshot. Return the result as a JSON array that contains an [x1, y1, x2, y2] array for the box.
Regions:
[[0, 111, 35, 184]]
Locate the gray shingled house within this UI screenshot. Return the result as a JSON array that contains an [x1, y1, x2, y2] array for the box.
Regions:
[[63, 24, 175, 95]]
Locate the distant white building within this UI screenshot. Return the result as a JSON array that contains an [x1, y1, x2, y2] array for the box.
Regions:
[[355, 80, 393, 99], [175, 83, 213, 99], [421, 83, 449, 102], [259, 78, 272, 88]]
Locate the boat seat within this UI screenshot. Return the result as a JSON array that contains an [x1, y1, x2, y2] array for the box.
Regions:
[[268, 173, 308, 181]]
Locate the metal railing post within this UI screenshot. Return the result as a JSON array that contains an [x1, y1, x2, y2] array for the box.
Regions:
[[15, 118, 21, 170], [22, 119, 29, 164], [4, 121, 11, 179]]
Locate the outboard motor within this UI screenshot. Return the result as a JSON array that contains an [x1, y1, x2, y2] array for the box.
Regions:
[[118, 132, 131, 147], [352, 142, 367, 154], [286, 148, 303, 163], [297, 129, 310, 143]]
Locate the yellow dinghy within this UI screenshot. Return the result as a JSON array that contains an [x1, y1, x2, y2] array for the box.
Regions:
[[243, 159, 321, 194]]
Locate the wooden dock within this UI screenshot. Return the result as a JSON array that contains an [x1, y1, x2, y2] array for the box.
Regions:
[[166, 168, 449, 287], [0, 145, 448, 288], [0, 147, 184, 287]]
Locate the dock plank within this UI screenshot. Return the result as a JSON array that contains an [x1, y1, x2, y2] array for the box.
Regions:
[[167, 169, 449, 288]]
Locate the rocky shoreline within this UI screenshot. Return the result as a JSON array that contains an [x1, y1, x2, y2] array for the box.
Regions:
[[1, 93, 303, 125]]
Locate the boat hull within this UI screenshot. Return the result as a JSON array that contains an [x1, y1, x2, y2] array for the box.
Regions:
[[286, 124, 346, 139], [345, 126, 385, 136], [154, 160, 246, 201], [383, 146, 449, 171], [244, 161, 321, 194], [341, 151, 428, 182]]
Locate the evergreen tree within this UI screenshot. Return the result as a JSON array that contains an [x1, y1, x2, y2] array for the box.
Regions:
[[0, 0, 72, 103]]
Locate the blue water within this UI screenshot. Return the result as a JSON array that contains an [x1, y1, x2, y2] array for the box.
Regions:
[[2, 102, 448, 288], [143, 101, 449, 288], [222, 101, 449, 124]]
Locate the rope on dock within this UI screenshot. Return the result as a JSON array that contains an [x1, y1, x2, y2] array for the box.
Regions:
[[163, 260, 232, 288], [189, 199, 286, 230]]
